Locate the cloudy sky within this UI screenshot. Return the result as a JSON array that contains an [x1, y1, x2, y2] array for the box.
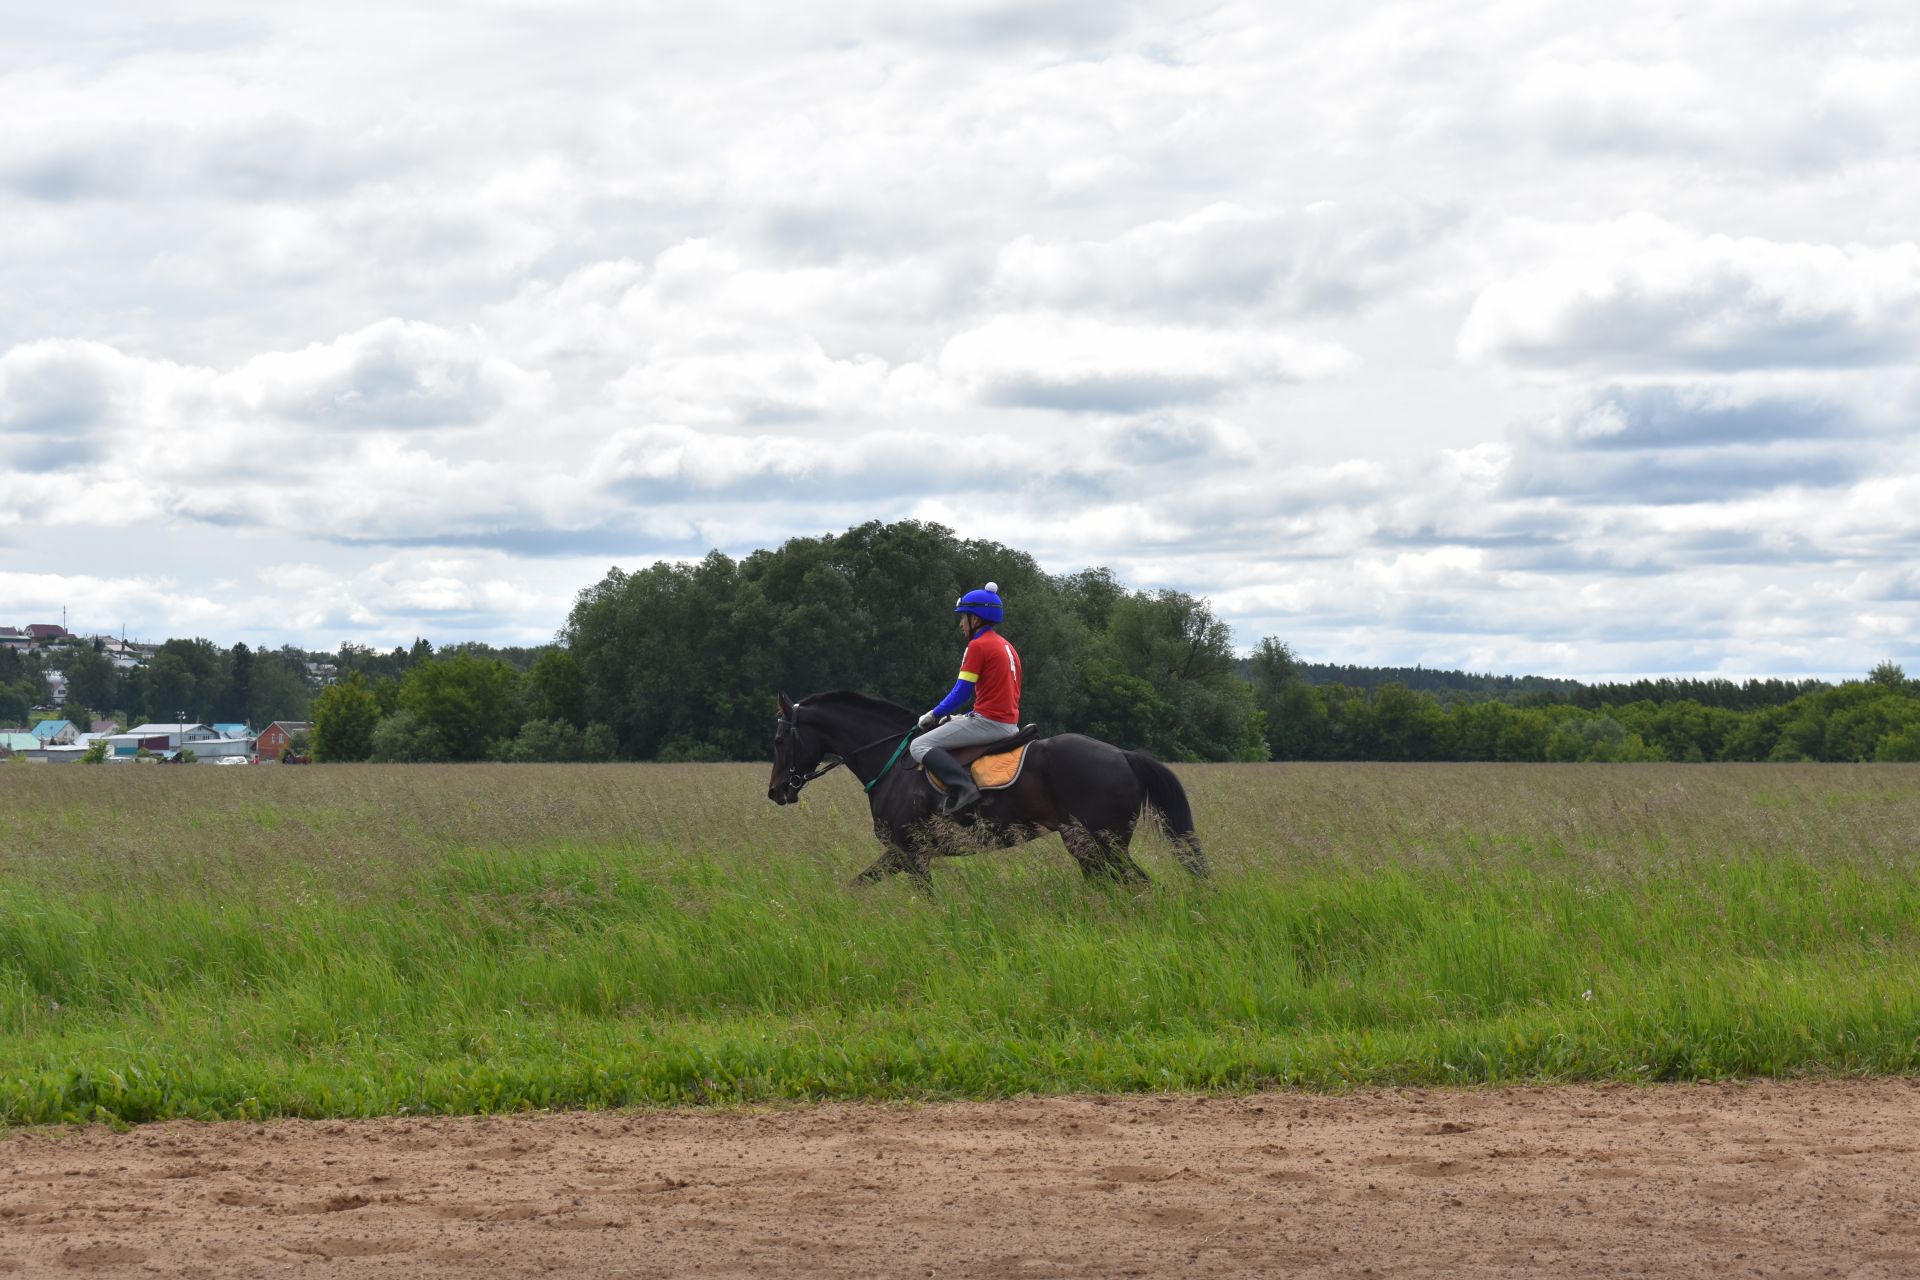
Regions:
[[4, 1, 1917, 678]]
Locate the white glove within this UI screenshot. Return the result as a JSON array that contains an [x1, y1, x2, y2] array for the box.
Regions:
[[917, 711, 937, 729]]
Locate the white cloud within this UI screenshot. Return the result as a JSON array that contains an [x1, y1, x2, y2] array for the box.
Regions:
[[989, 200, 1459, 317], [225, 319, 547, 429], [3, 1, 1918, 674], [940, 313, 1357, 411], [1459, 217, 1920, 374]]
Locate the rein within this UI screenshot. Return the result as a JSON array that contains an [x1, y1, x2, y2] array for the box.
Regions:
[[779, 714, 917, 796]]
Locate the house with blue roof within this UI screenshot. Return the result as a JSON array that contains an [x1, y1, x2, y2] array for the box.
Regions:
[[212, 723, 252, 741], [31, 719, 79, 746], [1, 732, 39, 755]]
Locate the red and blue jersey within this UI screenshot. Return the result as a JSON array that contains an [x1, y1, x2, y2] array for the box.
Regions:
[[960, 630, 1021, 722], [929, 628, 1021, 723]]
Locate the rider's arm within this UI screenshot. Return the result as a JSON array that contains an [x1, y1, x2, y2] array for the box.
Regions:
[[929, 670, 976, 719]]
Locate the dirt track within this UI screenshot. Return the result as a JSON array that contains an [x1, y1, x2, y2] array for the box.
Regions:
[[4, 1081, 1918, 1277]]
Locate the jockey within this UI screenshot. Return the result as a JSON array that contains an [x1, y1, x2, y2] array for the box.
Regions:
[[911, 582, 1022, 815]]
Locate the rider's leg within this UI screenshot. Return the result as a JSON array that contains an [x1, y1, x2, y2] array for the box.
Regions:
[[920, 746, 983, 815], [909, 714, 1017, 815]]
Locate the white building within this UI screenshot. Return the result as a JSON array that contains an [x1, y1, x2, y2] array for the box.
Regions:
[[106, 723, 221, 758], [22, 744, 88, 764]]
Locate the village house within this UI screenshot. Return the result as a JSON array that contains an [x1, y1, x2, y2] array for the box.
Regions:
[[31, 719, 80, 746], [26, 624, 71, 648], [0, 732, 38, 756], [256, 721, 313, 760], [0, 627, 28, 652], [96, 638, 145, 670]]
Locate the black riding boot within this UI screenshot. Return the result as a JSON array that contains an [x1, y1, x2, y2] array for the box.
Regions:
[[922, 747, 982, 816]]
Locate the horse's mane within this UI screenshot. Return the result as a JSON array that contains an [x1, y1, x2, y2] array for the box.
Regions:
[[796, 689, 914, 721]]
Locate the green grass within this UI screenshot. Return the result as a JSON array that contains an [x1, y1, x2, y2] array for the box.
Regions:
[[2, 762, 1918, 1123]]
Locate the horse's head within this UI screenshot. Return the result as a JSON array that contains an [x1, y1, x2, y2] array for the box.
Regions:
[[768, 692, 826, 805]]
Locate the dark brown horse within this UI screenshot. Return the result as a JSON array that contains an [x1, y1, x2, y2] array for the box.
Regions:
[[767, 690, 1208, 887]]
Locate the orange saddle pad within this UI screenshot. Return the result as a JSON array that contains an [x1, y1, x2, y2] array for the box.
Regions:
[[927, 742, 1032, 793]]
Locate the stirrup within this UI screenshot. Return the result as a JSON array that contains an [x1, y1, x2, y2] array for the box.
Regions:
[[939, 783, 982, 816]]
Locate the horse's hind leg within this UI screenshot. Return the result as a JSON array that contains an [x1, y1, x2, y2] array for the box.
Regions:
[[1171, 835, 1210, 878], [1059, 824, 1104, 878], [1102, 836, 1151, 885]]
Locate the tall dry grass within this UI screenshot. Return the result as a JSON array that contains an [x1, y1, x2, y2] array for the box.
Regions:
[[3, 762, 1917, 1123]]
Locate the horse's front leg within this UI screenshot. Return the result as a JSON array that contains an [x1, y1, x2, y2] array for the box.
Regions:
[[1061, 821, 1151, 885], [854, 824, 933, 891]]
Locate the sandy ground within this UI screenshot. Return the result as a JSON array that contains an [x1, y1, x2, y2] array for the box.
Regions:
[[4, 1081, 1919, 1277]]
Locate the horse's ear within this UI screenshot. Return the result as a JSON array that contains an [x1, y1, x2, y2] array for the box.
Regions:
[[777, 692, 793, 716]]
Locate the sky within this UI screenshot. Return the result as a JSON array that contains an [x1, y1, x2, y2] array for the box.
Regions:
[[3, 0, 1917, 679]]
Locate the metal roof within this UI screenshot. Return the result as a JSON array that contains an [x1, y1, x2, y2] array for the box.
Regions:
[[32, 719, 76, 739]]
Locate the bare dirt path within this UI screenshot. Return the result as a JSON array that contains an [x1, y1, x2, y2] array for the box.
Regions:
[[4, 1081, 1918, 1277]]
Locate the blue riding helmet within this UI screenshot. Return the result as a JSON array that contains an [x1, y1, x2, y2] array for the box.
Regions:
[[954, 582, 1004, 625]]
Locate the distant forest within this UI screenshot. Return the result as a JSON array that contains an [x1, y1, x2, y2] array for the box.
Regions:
[[10, 520, 1917, 764], [1264, 662, 1831, 712]]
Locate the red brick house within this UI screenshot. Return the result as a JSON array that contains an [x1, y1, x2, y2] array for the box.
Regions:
[[256, 721, 313, 761]]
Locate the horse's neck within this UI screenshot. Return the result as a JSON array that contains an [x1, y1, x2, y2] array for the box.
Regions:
[[808, 703, 906, 753]]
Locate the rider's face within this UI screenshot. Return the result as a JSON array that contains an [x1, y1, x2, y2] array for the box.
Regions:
[[959, 614, 977, 638]]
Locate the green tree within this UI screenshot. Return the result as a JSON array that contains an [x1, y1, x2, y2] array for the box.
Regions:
[[1096, 590, 1262, 760], [1248, 637, 1321, 760], [399, 653, 522, 762], [580, 723, 618, 760], [504, 718, 621, 763], [1077, 659, 1176, 753], [311, 673, 381, 762], [1363, 683, 1447, 760], [63, 646, 118, 717], [1264, 683, 1329, 759], [369, 710, 449, 762], [247, 651, 313, 725], [568, 520, 1085, 760], [525, 648, 588, 728], [1055, 567, 1126, 635], [143, 638, 222, 722], [220, 641, 254, 723], [1494, 706, 1556, 762], [1876, 722, 1920, 761], [1868, 660, 1909, 691], [1819, 682, 1919, 761]]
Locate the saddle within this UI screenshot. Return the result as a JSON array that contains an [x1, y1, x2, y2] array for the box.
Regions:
[[926, 724, 1039, 793]]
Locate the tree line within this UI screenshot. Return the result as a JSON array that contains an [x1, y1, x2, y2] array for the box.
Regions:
[[1269, 663, 1829, 712], [2, 638, 313, 730], [1250, 656, 1920, 763], [15, 521, 1917, 764], [322, 520, 1920, 765]]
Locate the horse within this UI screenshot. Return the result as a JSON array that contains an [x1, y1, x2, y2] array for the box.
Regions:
[[767, 690, 1209, 888]]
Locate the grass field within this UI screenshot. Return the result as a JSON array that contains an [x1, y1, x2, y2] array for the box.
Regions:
[[3, 762, 1918, 1124]]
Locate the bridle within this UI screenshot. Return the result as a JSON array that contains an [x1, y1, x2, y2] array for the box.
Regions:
[[776, 712, 915, 796]]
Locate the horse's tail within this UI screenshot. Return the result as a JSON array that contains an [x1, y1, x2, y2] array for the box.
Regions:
[[1123, 751, 1209, 877]]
